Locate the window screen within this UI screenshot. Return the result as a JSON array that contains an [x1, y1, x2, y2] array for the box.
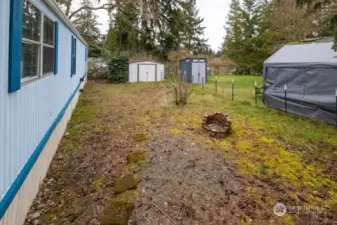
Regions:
[[43, 46, 54, 74], [43, 16, 54, 45], [22, 42, 39, 78], [21, 0, 41, 79], [42, 16, 54, 75], [22, 0, 41, 41]]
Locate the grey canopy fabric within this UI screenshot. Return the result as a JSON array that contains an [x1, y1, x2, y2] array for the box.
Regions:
[[263, 42, 337, 125], [265, 42, 337, 66]]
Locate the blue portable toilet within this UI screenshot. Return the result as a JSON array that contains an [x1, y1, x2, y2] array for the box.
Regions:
[[179, 58, 208, 84]]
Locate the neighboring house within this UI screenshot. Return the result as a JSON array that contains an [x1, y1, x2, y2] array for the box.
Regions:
[[0, 0, 88, 224]]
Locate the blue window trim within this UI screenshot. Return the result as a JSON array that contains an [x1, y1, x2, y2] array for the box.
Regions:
[[71, 36, 77, 76], [74, 38, 77, 74], [0, 82, 82, 220], [8, 0, 24, 93], [54, 21, 59, 75], [71, 36, 73, 76]]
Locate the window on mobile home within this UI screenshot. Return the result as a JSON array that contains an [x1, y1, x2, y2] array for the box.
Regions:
[[21, 0, 55, 81], [22, 0, 41, 80], [42, 16, 54, 74], [71, 36, 77, 76]]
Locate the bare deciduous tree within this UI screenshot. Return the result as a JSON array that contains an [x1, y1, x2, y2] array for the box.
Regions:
[[55, 0, 136, 20], [269, 0, 319, 41]]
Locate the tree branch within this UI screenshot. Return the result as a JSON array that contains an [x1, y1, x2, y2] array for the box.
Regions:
[[68, 3, 118, 20]]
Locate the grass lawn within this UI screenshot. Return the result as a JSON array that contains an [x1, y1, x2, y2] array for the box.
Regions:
[[26, 76, 337, 224], [207, 75, 264, 102]]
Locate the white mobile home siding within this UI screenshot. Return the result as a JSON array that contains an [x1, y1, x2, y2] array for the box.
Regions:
[[0, 0, 87, 223]]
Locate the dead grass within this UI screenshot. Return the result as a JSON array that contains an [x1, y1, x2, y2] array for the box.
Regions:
[[26, 78, 337, 225]]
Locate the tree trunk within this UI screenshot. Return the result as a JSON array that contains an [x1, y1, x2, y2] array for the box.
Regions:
[[65, 0, 72, 17]]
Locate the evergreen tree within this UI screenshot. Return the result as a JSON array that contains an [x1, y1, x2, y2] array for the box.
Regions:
[[222, 0, 245, 73], [105, 28, 119, 54], [222, 0, 320, 74], [181, 0, 208, 55], [222, 0, 274, 74], [73, 0, 102, 57], [104, 1, 139, 54], [115, 1, 139, 52], [101, 0, 209, 59], [154, 0, 186, 60], [239, 0, 265, 74]]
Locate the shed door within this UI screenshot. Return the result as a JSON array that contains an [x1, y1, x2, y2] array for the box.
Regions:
[[139, 64, 156, 82], [139, 65, 148, 82], [147, 65, 156, 81], [192, 63, 200, 83], [198, 62, 206, 84], [192, 62, 206, 84]]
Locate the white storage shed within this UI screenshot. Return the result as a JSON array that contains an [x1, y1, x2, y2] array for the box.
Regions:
[[129, 61, 165, 83]]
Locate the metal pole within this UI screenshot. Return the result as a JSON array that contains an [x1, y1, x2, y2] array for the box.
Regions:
[[202, 77, 204, 90], [284, 84, 287, 113], [232, 79, 234, 101], [215, 79, 218, 94], [335, 89, 337, 127], [198, 73, 200, 84], [255, 81, 257, 106]]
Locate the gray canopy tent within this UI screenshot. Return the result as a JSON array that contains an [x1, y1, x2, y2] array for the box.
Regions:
[[263, 42, 337, 125]]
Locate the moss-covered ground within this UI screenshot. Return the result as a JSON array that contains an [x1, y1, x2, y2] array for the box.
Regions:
[[170, 75, 337, 223], [26, 77, 337, 224]]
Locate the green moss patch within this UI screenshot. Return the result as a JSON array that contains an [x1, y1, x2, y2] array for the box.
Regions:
[[101, 200, 134, 225], [168, 128, 183, 135], [114, 174, 139, 194], [127, 152, 145, 164], [133, 133, 147, 142], [91, 178, 104, 194], [207, 120, 337, 209]]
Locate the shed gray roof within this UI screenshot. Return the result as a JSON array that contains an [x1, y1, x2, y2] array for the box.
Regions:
[[129, 59, 161, 64], [264, 42, 337, 66]]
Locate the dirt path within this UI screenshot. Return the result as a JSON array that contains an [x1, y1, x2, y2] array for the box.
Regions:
[[131, 135, 242, 224], [25, 82, 337, 225]]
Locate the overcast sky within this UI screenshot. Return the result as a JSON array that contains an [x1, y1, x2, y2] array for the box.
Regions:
[[94, 0, 229, 51], [196, 0, 229, 51]]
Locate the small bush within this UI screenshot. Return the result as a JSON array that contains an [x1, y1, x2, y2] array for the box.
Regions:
[[107, 52, 129, 83], [173, 72, 193, 105]]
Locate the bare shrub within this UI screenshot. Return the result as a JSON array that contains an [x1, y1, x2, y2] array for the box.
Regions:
[[165, 49, 194, 105], [167, 49, 189, 81], [164, 62, 177, 80], [173, 72, 193, 106], [88, 58, 109, 80]]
